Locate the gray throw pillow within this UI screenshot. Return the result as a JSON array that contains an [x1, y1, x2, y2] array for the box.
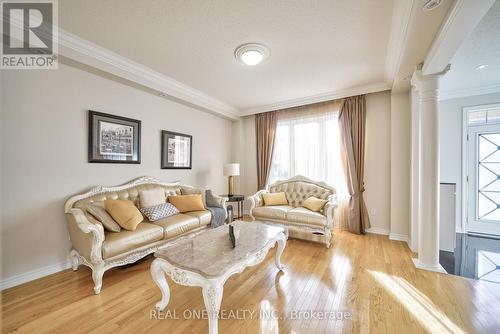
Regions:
[[141, 202, 179, 222], [85, 203, 121, 232]]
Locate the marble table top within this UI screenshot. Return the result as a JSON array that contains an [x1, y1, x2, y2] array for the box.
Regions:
[[154, 220, 285, 278]]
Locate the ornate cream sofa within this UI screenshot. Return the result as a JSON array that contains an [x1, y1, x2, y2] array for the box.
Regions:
[[249, 176, 337, 247], [64, 176, 226, 294]]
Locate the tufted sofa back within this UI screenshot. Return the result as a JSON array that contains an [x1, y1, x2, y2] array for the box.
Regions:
[[73, 183, 182, 209], [269, 181, 333, 207]]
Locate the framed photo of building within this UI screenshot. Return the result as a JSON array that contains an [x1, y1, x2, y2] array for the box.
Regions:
[[88, 110, 141, 163], [161, 130, 192, 169]]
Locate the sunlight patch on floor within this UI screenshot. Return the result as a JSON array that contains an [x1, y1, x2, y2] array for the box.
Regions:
[[368, 270, 466, 334]]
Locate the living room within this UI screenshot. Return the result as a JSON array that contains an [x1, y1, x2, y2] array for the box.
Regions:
[[1, 0, 500, 333]]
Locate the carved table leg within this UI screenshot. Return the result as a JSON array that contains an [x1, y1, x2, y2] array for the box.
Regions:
[[202, 283, 224, 334], [275, 234, 287, 271], [151, 260, 171, 311]]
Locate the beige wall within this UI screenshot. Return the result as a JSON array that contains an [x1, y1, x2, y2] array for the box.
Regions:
[[389, 92, 411, 237], [364, 91, 391, 233], [1, 63, 232, 281], [231, 115, 258, 211]]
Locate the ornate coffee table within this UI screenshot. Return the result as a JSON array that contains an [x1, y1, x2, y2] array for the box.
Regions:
[[150, 220, 287, 334]]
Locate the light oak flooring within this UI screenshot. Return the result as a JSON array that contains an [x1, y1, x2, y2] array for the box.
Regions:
[[2, 228, 500, 333]]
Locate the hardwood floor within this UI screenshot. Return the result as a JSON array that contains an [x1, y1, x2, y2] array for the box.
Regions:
[[2, 228, 500, 333]]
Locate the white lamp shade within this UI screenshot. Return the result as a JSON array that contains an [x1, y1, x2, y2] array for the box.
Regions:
[[223, 163, 240, 176]]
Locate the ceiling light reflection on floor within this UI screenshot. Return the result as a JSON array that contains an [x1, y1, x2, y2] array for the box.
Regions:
[[260, 299, 279, 334]]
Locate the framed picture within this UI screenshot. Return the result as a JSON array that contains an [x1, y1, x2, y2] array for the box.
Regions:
[[161, 130, 192, 169], [88, 110, 141, 163]]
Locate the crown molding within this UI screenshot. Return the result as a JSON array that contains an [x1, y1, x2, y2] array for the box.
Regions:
[[10, 21, 397, 118], [422, 0, 495, 75], [239, 82, 391, 115], [55, 29, 240, 120], [384, 0, 416, 86], [57, 29, 391, 118], [439, 83, 500, 101]]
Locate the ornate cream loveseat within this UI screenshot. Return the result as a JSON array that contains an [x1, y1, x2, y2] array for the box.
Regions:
[[249, 176, 337, 247], [64, 176, 226, 294]]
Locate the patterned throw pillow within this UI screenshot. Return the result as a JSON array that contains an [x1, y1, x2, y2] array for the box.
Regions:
[[140, 202, 179, 222]]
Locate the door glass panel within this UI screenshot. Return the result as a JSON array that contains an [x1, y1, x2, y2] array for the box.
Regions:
[[478, 133, 500, 220]]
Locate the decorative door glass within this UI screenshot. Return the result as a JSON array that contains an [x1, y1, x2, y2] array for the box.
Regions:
[[477, 133, 500, 221]]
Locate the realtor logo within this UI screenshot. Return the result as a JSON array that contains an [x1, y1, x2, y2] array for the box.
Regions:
[[1, 0, 58, 69]]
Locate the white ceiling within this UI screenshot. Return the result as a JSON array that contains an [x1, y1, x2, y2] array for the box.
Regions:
[[59, 0, 393, 112], [441, 1, 500, 99]]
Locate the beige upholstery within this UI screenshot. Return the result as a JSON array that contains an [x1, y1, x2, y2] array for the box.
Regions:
[[249, 176, 337, 247], [65, 177, 228, 294], [102, 223, 163, 259], [185, 210, 212, 225], [269, 181, 331, 207], [73, 184, 182, 209], [153, 213, 201, 238], [66, 212, 95, 260], [252, 205, 294, 220], [287, 207, 326, 227]]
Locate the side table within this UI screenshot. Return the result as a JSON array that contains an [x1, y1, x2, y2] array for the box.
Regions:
[[221, 194, 244, 220]]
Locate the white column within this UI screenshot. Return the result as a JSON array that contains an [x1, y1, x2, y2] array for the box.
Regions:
[[411, 64, 450, 273], [409, 86, 420, 252]]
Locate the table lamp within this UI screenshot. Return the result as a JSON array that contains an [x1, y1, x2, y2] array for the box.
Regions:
[[223, 163, 240, 196]]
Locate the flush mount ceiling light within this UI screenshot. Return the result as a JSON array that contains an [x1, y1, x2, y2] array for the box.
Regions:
[[234, 43, 270, 66], [475, 64, 489, 70], [423, 0, 443, 11]]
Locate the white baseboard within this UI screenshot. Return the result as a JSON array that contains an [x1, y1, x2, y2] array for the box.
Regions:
[[412, 258, 447, 274], [1, 259, 71, 290], [389, 233, 409, 242], [365, 227, 389, 235]]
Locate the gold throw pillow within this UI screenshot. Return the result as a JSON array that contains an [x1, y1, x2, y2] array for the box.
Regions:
[[262, 192, 288, 206], [302, 196, 328, 212], [168, 194, 205, 213], [181, 187, 207, 208], [104, 199, 143, 231]]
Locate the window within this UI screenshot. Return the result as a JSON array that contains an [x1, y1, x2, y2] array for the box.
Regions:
[[268, 109, 348, 203], [467, 104, 500, 125]]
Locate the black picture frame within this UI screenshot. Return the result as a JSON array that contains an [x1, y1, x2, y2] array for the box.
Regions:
[[88, 110, 141, 164], [161, 130, 192, 169]]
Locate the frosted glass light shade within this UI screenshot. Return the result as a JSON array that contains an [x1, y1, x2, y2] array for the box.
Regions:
[[224, 163, 240, 176], [234, 43, 270, 66], [240, 50, 263, 65]]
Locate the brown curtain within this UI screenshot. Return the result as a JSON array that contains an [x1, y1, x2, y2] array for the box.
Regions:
[[255, 111, 278, 190], [338, 95, 370, 234]]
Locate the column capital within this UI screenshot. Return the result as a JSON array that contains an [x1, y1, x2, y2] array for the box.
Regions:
[[411, 64, 451, 100]]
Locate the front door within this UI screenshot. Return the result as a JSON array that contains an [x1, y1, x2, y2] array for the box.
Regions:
[[467, 123, 500, 235]]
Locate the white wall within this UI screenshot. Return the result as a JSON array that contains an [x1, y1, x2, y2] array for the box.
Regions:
[[389, 92, 411, 239], [439, 92, 500, 233], [1, 62, 232, 283]]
